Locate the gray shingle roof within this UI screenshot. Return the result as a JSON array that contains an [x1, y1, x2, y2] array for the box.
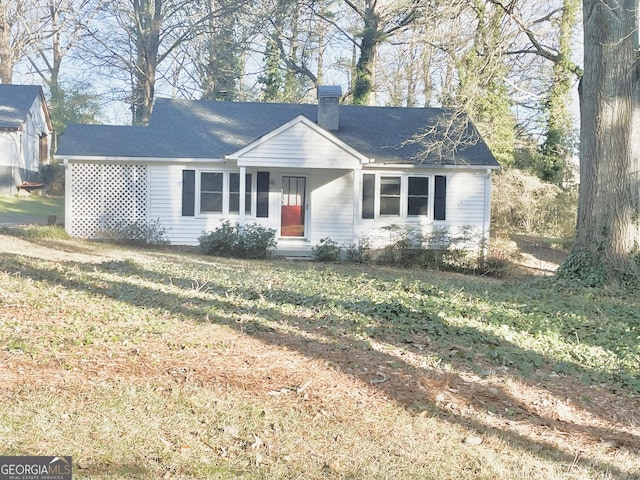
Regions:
[[57, 97, 499, 167], [0, 85, 45, 130]]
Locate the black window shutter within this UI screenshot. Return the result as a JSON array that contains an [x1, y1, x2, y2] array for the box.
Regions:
[[434, 175, 446, 221], [362, 174, 375, 219], [182, 170, 195, 216], [256, 171, 270, 218]]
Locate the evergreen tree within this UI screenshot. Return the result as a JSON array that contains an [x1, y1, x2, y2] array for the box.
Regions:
[[200, 0, 243, 101], [537, 0, 580, 185], [259, 35, 285, 102]]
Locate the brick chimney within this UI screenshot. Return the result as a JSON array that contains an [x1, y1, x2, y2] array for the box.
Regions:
[[317, 85, 341, 131]]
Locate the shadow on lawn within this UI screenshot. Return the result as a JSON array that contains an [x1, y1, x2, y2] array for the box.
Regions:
[[2, 250, 639, 477]]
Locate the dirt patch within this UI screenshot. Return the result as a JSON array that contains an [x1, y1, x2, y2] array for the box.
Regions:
[[508, 234, 570, 276]]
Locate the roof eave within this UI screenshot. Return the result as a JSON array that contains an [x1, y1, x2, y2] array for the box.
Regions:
[[55, 154, 225, 163], [365, 162, 500, 170]]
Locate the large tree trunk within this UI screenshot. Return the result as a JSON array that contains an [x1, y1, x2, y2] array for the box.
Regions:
[[352, 3, 379, 106], [131, 0, 161, 126], [562, 0, 640, 283], [0, 5, 13, 84]]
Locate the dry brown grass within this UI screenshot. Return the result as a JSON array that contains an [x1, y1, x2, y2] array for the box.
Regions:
[[0, 235, 638, 479]]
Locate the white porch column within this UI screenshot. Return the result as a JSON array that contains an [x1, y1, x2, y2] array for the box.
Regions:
[[239, 166, 246, 225]]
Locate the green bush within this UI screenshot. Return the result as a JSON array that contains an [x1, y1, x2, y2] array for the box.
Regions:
[[38, 162, 65, 196], [345, 238, 370, 263], [312, 237, 342, 262], [199, 221, 276, 259], [97, 218, 169, 246]]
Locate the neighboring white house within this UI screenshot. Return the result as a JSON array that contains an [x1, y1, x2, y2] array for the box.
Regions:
[[0, 85, 53, 194], [55, 86, 500, 255]]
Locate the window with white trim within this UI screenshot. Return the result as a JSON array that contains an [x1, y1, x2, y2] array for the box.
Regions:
[[200, 172, 223, 213], [407, 176, 429, 216], [380, 176, 401, 215], [362, 173, 436, 219], [199, 171, 254, 215], [229, 172, 253, 215]]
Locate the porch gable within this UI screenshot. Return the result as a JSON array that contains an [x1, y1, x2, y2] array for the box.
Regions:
[[227, 115, 371, 169]]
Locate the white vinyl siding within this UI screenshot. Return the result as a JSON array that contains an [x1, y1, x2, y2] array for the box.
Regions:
[[0, 94, 51, 193], [237, 121, 362, 169], [445, 171, 486, 225], [309, 171, 354, 245], [149, 164, 237, 245]]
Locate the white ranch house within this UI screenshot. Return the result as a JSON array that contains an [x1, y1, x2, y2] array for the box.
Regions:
[[56, 87, 499, 255], [0, 85, 53, 194]]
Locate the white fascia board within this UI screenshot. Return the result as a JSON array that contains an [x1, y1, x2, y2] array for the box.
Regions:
[[55, 155, 225, 164], [226, 115, 373, 165], [363, 163, 500, 170]]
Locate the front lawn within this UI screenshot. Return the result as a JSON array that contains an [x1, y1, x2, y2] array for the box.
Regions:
[[0, 235, 638, 479], [0, 194, 64, 217]]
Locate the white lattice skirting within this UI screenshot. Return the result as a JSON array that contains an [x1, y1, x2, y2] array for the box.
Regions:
[[69, 163, 149, 238]]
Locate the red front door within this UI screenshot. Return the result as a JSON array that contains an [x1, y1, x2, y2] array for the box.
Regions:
[[281, 176, 306, 237]]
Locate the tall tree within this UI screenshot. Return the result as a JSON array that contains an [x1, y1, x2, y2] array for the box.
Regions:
[[259, 34, 286, 101], [198, 0, 244, 101], [560, 0, 640, 284], [537, 0, 580, 185], [341, 0, 425, 105], [48, 81, 102, 135], [0, 0, 42, 83], [28, 0, 94, 100], [487, 0, 583, 153], [376, 28, 431, 107], [411, 1, 517, 166], [84, 0, 242, 124], [258, 0, 322, 102], [458, 0, 516, 166]]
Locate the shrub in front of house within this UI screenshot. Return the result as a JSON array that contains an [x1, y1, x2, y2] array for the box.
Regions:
[[199, 221, 276, 259], [97, 218, 170, 246], [312, 237, 343, 262], [345, 238, 371, 263], [370, 224, 495, 273]]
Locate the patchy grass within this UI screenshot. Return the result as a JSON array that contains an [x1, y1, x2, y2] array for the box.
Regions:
[[0, 235, 638, 479], [0, 194, 64, 217], [0, 225, 70, 239]]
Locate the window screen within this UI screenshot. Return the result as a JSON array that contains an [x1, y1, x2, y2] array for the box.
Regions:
[[380, 176, 401, 215], [200, 172, 223, 213]]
